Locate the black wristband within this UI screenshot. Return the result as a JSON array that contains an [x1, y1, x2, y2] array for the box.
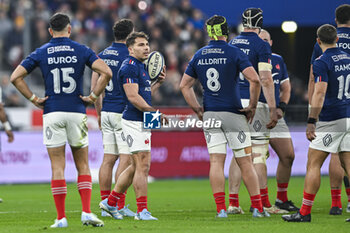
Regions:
[[307, 117, 317, 124], [278, 102, 287, 113]]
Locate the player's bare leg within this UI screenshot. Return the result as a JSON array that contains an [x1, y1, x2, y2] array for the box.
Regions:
[[209, 153, 227, 216], [328, 153, 344, 215], [113, 154, 132, 209], [339, 151, 350, 221], [344, 176, 350, 213], [132, 151, 150, 198], [71, 146, 92, 212], [252, 143, 270, 208], [48, 145, 66, 180], [71, 146, 91, 176], [300, 149, 328, 216], [270, 138, 294, 186], [131, 151, 157, 220], [270, 138, 298, 212], [227, 157, 243, 214], [304, 148, 329, 196], [100, 158, 135, 219], [115, 163, 136, 193], [48, 145, 67, 224], [282, 148, 328, 222], [236, 147, 267, 217], [99, 154, 118, 200], [115, 154, 132, 184], [339, 151, 350, 182], [71, 146, 104, 226], [236, 156, 260, 196]]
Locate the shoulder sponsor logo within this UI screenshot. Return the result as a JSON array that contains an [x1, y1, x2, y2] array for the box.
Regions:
[[47, 45, 74, 54], [102, 50, 119, 56]]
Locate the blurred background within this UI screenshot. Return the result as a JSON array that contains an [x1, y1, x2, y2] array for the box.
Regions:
[[0, 0, 348, 183]]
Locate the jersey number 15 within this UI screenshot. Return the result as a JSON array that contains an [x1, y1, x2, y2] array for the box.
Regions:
[[50, 68, 76, 94]]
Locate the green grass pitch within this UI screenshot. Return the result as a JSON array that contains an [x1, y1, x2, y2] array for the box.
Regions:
[[0, 177, 349, 232]]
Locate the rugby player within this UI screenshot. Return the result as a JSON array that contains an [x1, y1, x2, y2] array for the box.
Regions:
[[10, 13, 112, 228], [91, 19, 135, 218], [180, 15, 270, 218], [309, 4, 350, 215], [283, 24, 350, 222], [228, 8, 278, 214], [99, 32, 166, 221]]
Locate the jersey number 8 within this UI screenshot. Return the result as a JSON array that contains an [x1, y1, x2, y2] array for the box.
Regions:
[[206, 68, 221, 92], [50, 68, 76, 94]]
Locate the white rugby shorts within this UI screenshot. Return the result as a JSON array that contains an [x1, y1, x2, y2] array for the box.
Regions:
[[121, 119, 151, 153], [101, 111, 130, 155], [310, 118, 350, 153], [43, 112, 88, 148], [241, 99, 270, 144], [203, 111, 251, 156], [270, 117, 291, 138]]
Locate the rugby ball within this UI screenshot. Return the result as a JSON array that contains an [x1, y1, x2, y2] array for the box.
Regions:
[[145, 51, 164, 80]]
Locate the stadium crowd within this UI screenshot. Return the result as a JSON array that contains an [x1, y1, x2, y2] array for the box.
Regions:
[[0, 0, 308, 109]]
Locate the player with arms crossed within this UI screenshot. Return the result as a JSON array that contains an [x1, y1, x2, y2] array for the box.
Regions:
[[91, 19, 136, 218], [309, 4, 350, 215], [227, 29, 298, 214], [283, 24, 350, 222], [180, 15, 270, 218], [100, 32, 166, 221], [228, 8, 278, 214], [10, 13, 112, 228]]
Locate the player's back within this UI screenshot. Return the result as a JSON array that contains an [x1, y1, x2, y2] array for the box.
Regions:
[[98, 43, 129, 113], [311, 27, 350, 63], [21, 37, 99, 114], [229, 32, 272, 100], [313, 47, 350, 121], [185, 40, 251, 114]]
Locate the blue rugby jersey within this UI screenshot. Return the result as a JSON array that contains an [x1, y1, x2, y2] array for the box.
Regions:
[[98, 42, 129, 113], [21, 37, 98, 114], [118, 56, 152, 121], [229, 32, 272, 102], [313, 47, 350, 121], [259, 53, 289, 105], [185, 40, 252, 114], [311, 27, 350, 63]]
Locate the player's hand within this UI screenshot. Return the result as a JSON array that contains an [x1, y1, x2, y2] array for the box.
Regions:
[[266, 108, 278, 129], [276, 108, 284, 119], [5, 130, 14, 143], [157, 65, 166, 85], [240, 105, 256, 124], [194, 107, 204, 121], [80, 95, 95, 105], [306, 123, 316, 141], [32, 96, 48, 109], [161, 114, 168, 126]]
